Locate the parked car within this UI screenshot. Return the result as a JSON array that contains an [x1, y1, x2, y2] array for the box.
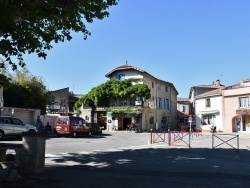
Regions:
[[87, 123, 102, 135], [54, 115, 92, 137], [0, 116, 37, 140]]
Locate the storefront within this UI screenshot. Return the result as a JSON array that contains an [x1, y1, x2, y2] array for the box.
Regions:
[[236, 109, 250, 132], [107, 112, 142, 131]]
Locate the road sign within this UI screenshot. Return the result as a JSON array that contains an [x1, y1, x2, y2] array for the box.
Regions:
[[188, 116, 192, 122]]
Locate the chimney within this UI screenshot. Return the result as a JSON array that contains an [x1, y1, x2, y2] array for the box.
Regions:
[[216, 79, 220, 86]]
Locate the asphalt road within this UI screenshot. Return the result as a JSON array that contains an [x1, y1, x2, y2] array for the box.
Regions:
[[2, 131, 250, 188]]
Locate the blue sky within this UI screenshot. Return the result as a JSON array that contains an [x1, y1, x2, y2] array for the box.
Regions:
[[22, 0, 250, 98]]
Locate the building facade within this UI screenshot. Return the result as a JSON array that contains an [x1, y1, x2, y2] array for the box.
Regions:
[[189, 80, 225, 129], [104, 63, 178, 131], [177, 98, 191, 125], [194, 88, 224, 132], [190, 79, 250, 133], [222, 79, 250, 133], [47, 87, 82, 115]]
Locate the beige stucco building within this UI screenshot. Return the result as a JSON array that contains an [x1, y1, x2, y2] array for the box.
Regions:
[[222, 79, 250, 133], [105, 63, 178, 131]]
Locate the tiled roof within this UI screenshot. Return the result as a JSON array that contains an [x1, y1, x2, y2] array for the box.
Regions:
[[193, 84, 224, 89], [177, 98, 189, 102], [195, 88, 223, 99], [105, 63, 179, 94], [105, 64, 146, 77]]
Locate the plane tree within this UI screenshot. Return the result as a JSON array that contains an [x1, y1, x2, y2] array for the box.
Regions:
[[0, 0, 119, 70], [75, 79, 151, 113]]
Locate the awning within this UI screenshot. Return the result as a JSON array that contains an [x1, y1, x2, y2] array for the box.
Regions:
[[199, 110, 219, 115], [236, 109, 250, 115]]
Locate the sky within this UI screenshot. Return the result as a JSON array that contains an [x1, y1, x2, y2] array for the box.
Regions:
[[19, 0, 250, 98]]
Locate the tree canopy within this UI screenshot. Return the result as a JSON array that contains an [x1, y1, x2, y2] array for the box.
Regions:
[[0, 0, 119, 70], [2, 65, 51, 114], [75, 79, 151, 113]]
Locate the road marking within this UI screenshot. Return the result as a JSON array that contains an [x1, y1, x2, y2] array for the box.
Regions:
[[47, 144, 166, 157]]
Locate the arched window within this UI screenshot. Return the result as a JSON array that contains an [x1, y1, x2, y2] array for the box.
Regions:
[[149, 116, 154, 124], [119, 73, 125, 80], [161, 116, 167, 129], [161, 116, 167, 125]]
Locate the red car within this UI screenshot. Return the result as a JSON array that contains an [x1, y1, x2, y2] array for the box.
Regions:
[[54, 116, 92, 137]]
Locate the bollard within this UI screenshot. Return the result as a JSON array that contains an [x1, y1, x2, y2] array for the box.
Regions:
[[150, 129, 153, 144], [168, 130, 171, 146], [20, 132, 46, 173]]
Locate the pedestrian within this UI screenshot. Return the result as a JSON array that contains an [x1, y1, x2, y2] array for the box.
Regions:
[[36, 115, 43, 132], [44, 122, 52, 133]]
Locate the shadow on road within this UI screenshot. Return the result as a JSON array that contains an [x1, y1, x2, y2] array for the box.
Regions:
[[3, 146, 250, 188]]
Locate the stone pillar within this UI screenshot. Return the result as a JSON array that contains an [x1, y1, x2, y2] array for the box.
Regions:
[[20, 132, 46, 173]]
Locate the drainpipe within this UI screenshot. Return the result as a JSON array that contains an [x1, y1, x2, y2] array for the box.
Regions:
[[155, 81, 158, 130]]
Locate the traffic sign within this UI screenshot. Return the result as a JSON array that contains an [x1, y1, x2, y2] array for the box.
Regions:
[[188, 116, 192, 122]]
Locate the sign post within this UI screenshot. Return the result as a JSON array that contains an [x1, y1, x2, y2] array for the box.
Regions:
[[0, 96, 3, 117], [188, 116, 193, 148], [188, 116, 193, 132]]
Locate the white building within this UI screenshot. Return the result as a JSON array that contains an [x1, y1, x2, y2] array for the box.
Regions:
[[195, 88, 224, 132]]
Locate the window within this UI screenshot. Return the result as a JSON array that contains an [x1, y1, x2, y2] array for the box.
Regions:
[[202, 115, 213, 125], [56, 118, 62, 124], [136, 96, 141, 101], [12, 118, 22, 125], [1, 117, 11, 124], [152, 82, 154, 88], [206, 98, 211, 107], [161, 116, 167, 125], [63, 118, 68, 125], [156, 97, 162, 108], [239, 97, 250, 108], [149, 116, 154, 124], [119, 74, 125, 80], [158, 85, 161, 90], [181, 105, 186, 112], [166, 99, 169, 110], [165, 86, 168, 92]]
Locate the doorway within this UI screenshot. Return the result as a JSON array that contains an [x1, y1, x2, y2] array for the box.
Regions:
[[123, 117, 131, 130]]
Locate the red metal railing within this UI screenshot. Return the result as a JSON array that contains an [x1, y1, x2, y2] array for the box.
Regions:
[[150, 128, 202, 148]]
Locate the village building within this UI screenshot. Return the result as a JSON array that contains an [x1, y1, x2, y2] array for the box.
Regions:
[[102, 63, 178, 131]]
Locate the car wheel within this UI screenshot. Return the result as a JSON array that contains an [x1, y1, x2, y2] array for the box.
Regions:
[[72, 132, 77, 138], [0, 131, 4, 140], [28, 129, 36, 132], [54, 130, 60, 137]]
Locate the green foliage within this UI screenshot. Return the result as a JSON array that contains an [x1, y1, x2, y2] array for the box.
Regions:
[[3, 67, 51, 114], [0, 58, 11, 87], [0, 0, 119, 70], [75, 78, 151, 112], [105, 107, 142, 114]]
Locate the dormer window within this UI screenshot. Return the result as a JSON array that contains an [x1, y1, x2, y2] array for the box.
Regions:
[[119, 74, 125, 80]]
